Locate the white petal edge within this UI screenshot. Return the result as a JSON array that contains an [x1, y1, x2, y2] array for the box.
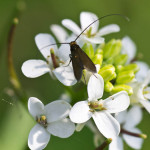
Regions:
[[103, 91, 130, 113], [123, 127, 143, 149], [53, 63, 77, 86], [88, 73, 104, 101], [98, 24, 120, 36], [45, 100, 71, 123], [109, 136, 123, 150], [143, 70, 150, 87], [93, 111, 120, 139], [28, 97, 45, 119], [83, 36, 104, 44], [35, 33, 58, 59], [69, 101, 92, 123], [28, 124, 50, 150], [121, 36, 136, 63], [50, 24, 68, 42], [135, 61, 149, 82], [22, 59, 50, 78], [124, 105, 142, 128], [80, 12, 99, 34], [115, 110, 127, 124], [62, 19, 81, 35], [143, 87, 150, 99], [140, 99, 150, 113], [47, 118, 75, 138]]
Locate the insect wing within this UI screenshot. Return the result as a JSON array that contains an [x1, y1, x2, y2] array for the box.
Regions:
[[71, 49, 84, 81], [77, 47, 96, 73]]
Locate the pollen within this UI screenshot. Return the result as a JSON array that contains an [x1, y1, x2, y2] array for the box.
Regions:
[[37, 115, 47, 128]]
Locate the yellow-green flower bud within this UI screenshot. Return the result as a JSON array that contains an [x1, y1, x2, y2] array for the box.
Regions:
[[82, 43, 94, 59], [95, 48, 103, 55], [104, 82, 114, 92], [116, 71, 135, 84], [92, 54, 103, 66], [103, 39, 122, 59], [116, 65, 124, 73], [114, 54, 128, 65], [99, 64, 116, 82], [122, 63, 139, 73], [112, 84, 133, 95]]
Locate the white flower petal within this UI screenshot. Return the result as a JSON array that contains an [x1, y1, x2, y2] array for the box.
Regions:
[[124, 106, 142, 128], [93, 112, 120, 138], [62, 19, 81, 35], [123, 127, 143, 149], [22, 60, 50, 78], [98, 24, 120, 36], [28, 124, 50, 150], [80, 12, 99, 34], [103, 91, 130, 113], [58, 35, 76, 62], [121, 36, 136, 63], [88, 74, 104, 100], [35, 33, 58, 59], [69, 101, 92, 123], [140, 99, 150, 113], [83, 36, 104, 44], [47, 118, 75, 138], [53, 63, 77, 86], [28, 97, 44, 119], [45, 100, 71, 123], [109, 136, 123, 150], [143, 70, 150, 87], [135, 61, 149, 82], [143, 87, 150, 99], [50, 24, 68, 42], [115, 110, 127, 124]]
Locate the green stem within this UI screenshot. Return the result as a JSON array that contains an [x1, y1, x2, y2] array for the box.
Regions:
[[95, 138, 112, 150]]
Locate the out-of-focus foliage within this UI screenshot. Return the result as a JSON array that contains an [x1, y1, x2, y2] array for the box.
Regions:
[[0, 0, 150, 149]]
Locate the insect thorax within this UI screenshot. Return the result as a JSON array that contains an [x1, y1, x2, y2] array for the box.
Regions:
[[70, 41, 79, 51]]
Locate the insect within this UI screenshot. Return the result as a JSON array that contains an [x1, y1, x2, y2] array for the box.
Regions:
[[41, 14, 128, 81]]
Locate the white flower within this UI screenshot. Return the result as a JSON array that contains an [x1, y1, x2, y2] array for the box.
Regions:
[[21, 34, 77, 86], [28, 97, 75, 150], [69, 74, 130, 138], [62, 12, 120, 44], [109, 106, 143, 150], [130, 70, 150, 113], [121, 36, 149, 82], [50, 24, 69, 43]]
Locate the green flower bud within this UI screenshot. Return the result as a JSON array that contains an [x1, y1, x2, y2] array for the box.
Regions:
[[112, 84, 133, 95], [122, 63, 139, 73], [116, 71, 135, 84], [92, 54, 103, 66], [115, 65, 124, 73], [104, 82, 114, 92], [113, 54, 128, 65], [103, 39, 122, 59], [99, 64, 116, 82], [95, 48, 103, 55], [82, 43, 94, 59]]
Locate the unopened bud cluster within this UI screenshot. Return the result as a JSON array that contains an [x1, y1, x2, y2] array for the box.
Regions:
[[82, 39, 139, 95]]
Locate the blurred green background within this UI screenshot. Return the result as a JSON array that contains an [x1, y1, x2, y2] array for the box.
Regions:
[[0, 0, 150, 149]]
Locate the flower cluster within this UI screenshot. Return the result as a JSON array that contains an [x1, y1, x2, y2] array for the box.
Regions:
[[22, 12, 149, 150]]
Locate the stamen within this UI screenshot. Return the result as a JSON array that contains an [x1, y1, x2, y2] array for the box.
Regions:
[[36, 115, 47, 128]]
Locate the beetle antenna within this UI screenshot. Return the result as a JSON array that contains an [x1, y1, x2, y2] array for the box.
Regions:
[[74, 13, 129, 42], [40, 42, 70, 50]]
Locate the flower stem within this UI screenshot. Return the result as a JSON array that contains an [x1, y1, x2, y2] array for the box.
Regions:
[[95, 138, 112, 150], [121, 128, 147, 139]]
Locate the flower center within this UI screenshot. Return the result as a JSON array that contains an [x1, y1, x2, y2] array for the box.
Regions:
[[46, 48, 65, 69], [84, 27, 96, 38], [88, 100, 106, 112], [36, 115, 47, 128]]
